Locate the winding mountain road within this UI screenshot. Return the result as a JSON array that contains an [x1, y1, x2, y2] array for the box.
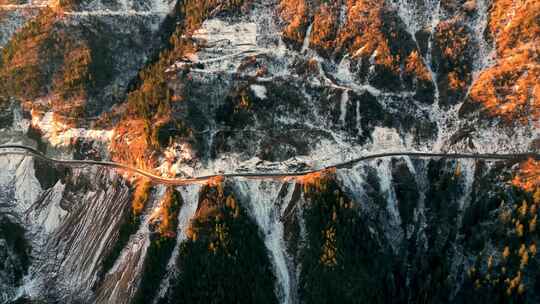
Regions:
[[0, 144, 538, 185]]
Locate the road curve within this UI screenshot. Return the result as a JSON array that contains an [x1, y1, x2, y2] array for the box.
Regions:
[[0, 144, 538, 185]]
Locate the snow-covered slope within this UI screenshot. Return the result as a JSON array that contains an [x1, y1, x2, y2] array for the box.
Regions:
[[0, 0, 539, 303]]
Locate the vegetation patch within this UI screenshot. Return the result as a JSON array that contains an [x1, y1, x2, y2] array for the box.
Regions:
[[461, 185, 539, 303], [0, 8, 123, 121], [132, 187, 182, 304], [298, 172, 392, 303], [110, 0, 248, 168], [0, 216, 30, 285], [159, 181, 277, 304], [465, 0, 540, 123]]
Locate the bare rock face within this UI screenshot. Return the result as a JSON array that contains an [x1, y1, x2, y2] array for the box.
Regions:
[[0, 0, 539, 303]]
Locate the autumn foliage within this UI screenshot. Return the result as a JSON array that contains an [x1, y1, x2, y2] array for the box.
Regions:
[[336, 0, 398, 71], [308, 3, 340, 55], [513, 159, 540, 192], [150, 187, 182, 238], [279, 0, 432, 87], [109, 0, 247, 170], [488, 0, 540, 57], [185, 182, 241, 255], [0, 9, 58, 101], [0, 8, 101, 122], [279, 0, 310, 47], [469, 0, 540, 123], [434, 18, 471, 64], [405, 50, 432, 82], [295, 167, 336, 193], [131, 178, 152, 215]]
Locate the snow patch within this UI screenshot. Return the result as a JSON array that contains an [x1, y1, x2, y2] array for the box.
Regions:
[[301, 22, 313, 53], [153, 184, 200, 303], [156, 143, 195, 177], [339, 90, 349, 125], [369, 127, 405, 151], [193, 19, 257, 46], [374, 158, 403, 252], [0, 151, 44, 214], [235, 180, 293, 304], [250, 84, 267, 99], [31, 111, 113, 147], [33, 182, 67, 233], [169, 19, 266, 75]]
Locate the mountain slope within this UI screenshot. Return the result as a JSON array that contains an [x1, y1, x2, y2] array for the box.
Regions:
[[0, 0, 539, 303]]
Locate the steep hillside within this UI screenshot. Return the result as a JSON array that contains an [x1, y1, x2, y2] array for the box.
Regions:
[[0, 0, 538, 303]]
